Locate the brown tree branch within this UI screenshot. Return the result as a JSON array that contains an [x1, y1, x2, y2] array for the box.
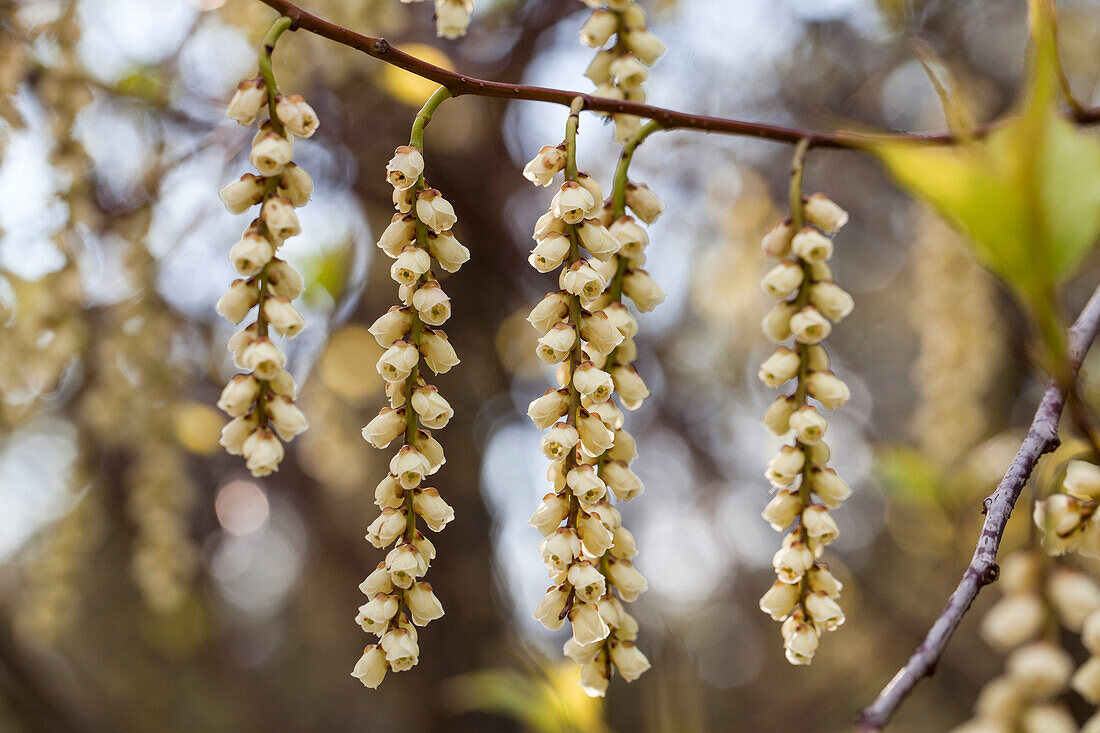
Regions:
[[856, 284, 1100, 732], [255, 0, 1100, 149]]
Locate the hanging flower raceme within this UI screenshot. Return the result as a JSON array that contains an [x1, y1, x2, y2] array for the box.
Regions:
[[576, 0, 665, 143], [757, 145, 853, 665], [353, 88, 464, 690], [217, 21, 312, 478], [524, 100, 653, 696], [951, 550, 1100, 732]]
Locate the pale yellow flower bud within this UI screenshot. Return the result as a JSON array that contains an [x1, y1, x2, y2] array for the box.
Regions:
[[434, 0, 473, 39], [526, 233, 568, 273], [622, 27, 665, 65], [1006, 641, 1073, 697], [391, 246, 431, 286], [789, 406, 827, 444], [573, 362, 614, 403], [366, 507, 407, 549], [809, 281, 854, 322], [807, 563, 843, 597], [523, 144, 567, 187], [980, 594, 1046, 651], [568, 562, 607, 603], [219, 174, 266, 215], [579, 655, 610, 698], [810, 468, 851, 508], [804, 590, 845, 630], [218, 374, 260, 417], [625, 182, 663, 224], [611, 525, 637, 559], [578, 511, 614, 557], [781, 615, 819, 665], [792, 227, 833, 263], [761, 260, 804, 299], [230, 230, 274, 277], [762, 489, 801, 531], [622, 268, 664, 312], [226, 77, 266, 126], [386, 146, 425, 191], [577, 219, 621, 261], [610, 365, 649, 410], [1065, 460, 1100, 500], [277, 163, 313, 206], [806, 371, 850, 410], [551, 181, 596, 225], [533, 584, 569, 630], [411, 282, 450, 326], [577, 409, 615, 456], [766, 445, 804, 488], [351, 645, 388, 689], [266, 260, 304, 299], [241, 337, 286, 381], [243, 427, 284, 477], [529, 493, 570, 536], [263, 296, 305, 338], [216, 279, 259, 324], [790, 306, 831, 344], [380, 627, 419, 672], [584, 49, 615, 85], [369, 307, 413, 347], [575, 173, 604, 212], [607, 558, 647, 602], [762, 220, 794, 258], [580, 9, 617, 48], [758, 347, 800, 388], [220, 413, 258, 456], [274, 93, 319, 138], [762, 396, 798, 436], [410, 386, 453, 430], [415, 189, 457, 233], [540, 421, 579, 461], [759, 580, 800, 621], [773, 540, 813, 584], [390, 446, 432, 490], [610, 640, 650, 682], [267, 394, 308, 441], [528, 291, 570, 333], [419, 330, 460, 374], [803, 193, 848, 234], [412, 488, 454, 532], [567, 464, 607, 506], [602, 461, 644, 502], [537, 323, 577, 364], [385, 543, 424, 589], [376, 341, 420, 383], [362, 408, 407, 449], [1049, 569, 1100, 631], [762, 301, 797, 343], [250, 131, 293, 176], [261, 196, 301, 240], [426, 231, 469, 273]]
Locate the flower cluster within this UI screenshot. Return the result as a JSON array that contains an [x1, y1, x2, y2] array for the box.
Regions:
[[757, 191, 854, 665], [524, 105, 656, 696], [577, 0, 665, 143], [402, 0, 474, 39], [216, 74, 315, 477], [953, 550, 1100, 732], [1034, 459, 1100, 557], [353, 140, 467, 688]]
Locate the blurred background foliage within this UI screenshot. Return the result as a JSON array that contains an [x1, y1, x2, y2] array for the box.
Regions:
[[2, 0, 1100, 731]]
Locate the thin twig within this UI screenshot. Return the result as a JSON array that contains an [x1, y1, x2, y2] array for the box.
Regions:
[[254, 0, 1100, 149], [856, 284, 1100, 732]]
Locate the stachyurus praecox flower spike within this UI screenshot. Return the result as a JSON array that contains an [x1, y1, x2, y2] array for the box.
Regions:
[[757, 151, 853, 665], [575, 0, 665, 144], [353, 88, 466, 689], [524, 99, 660, 697], [217, 45, 315, 478]]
